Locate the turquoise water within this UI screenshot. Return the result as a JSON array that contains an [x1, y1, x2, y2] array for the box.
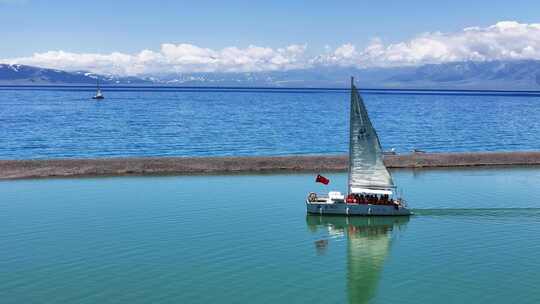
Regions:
[[2, 167, 540, 303], [2, 88, 540, 159]]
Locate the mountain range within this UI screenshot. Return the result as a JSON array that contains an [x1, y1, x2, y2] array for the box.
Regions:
[[1, 60, 540, 89], [0, 64, 151, 85]]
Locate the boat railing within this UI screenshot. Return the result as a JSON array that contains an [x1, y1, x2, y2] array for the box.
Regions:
[[307, 192, 329, 203]]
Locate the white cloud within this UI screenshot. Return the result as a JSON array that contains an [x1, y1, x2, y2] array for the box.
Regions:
[[312, 43, 358, 66], [358, 21, 540, 67], [3, 21, 540, 75], [3, 44, 309, 75]]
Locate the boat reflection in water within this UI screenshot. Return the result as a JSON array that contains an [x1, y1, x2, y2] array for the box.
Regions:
[[306, 215, 409, 304]]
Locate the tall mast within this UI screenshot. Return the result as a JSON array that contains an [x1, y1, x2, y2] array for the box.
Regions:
[[348, 76, 354, 193]]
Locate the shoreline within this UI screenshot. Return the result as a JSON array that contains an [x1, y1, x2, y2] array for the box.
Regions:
[[1, 151, 540, 180]]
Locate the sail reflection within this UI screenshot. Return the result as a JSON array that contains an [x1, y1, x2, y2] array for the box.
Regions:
[[306, 216, 409, 304]]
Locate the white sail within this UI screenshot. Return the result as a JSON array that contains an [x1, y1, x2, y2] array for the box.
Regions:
[[348, 79, 394, 192]]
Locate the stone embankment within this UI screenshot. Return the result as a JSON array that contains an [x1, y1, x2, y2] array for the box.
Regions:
[[1, 151, 539, 180]]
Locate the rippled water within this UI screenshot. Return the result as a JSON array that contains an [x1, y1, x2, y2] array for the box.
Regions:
[[1, 88, 540, 159], [2, 167, 540, 303]]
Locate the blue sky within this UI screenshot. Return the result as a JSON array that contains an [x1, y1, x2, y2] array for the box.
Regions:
[[2, 0, 540, 75], [2, 0, 539, 55]]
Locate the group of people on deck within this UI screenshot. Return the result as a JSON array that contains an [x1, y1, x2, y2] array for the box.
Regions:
[[346, 193, 396, 205]]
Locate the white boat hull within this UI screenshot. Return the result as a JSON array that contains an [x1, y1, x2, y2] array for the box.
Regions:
[[306, 201, 411, 216]]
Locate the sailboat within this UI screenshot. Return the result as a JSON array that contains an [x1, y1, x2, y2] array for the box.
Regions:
[[306, 77, 411, 216], [92, 78, 104, 100]]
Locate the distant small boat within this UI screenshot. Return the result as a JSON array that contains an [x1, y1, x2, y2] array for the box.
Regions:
[[92, 79, 104, 100], [306, 77, 411, 216]]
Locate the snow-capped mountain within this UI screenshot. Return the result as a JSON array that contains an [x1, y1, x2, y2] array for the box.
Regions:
[[1, 61, 540, 89], [0, 64, 152, 85]]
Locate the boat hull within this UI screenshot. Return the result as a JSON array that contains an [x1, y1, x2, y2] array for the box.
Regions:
[[306, 201, 411, 216]]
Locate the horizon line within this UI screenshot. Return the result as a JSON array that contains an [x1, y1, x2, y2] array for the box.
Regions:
[[2, 85, 540, 97]]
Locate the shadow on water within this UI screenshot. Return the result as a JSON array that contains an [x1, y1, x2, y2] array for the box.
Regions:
[[306, 215, 409, 304]]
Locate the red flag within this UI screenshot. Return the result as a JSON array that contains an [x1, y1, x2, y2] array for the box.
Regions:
[[315, 174, 330, 185]]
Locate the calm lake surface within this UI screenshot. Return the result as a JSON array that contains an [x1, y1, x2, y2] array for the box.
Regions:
[[2, 167, 540, 303], [1, 87, 540, 159]]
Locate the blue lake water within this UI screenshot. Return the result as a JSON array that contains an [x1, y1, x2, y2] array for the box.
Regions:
[[1, 87, 540, 159], [2, 167, 540, 303]]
